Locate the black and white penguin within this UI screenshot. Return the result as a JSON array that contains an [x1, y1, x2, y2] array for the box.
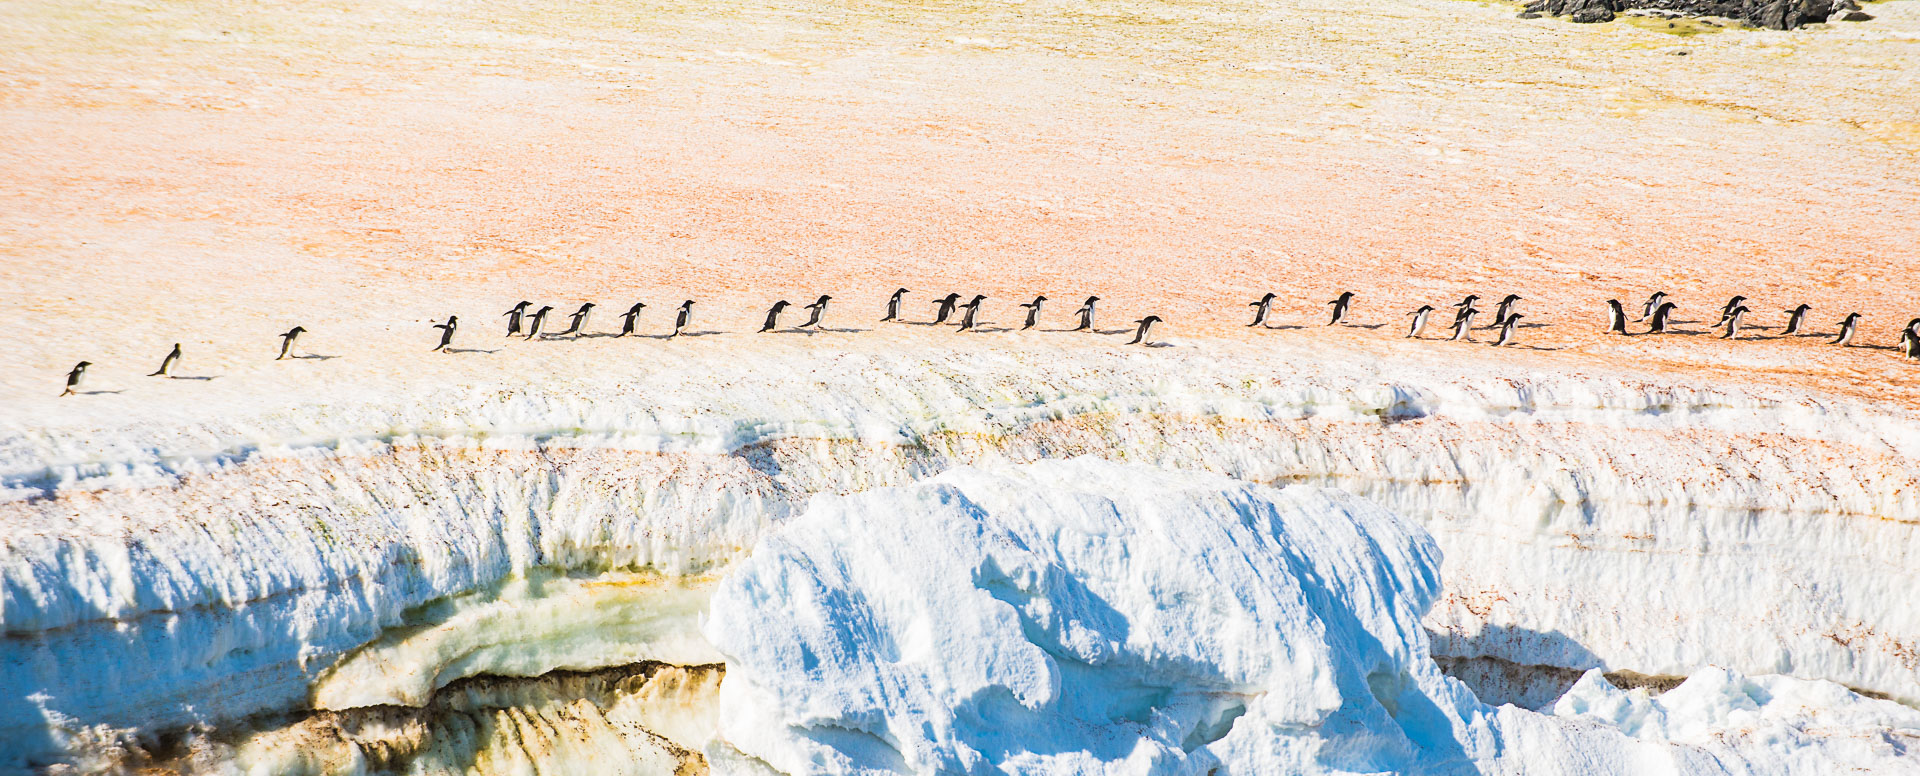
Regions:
[[1327, 292, 1355, 326], [277, 326, 306, 360], [559, 303, 596, 336], [432, 316, 458, 352], [1073, 296, 1100, 332], [1640, 292, 1667, 321], [1717, 296, 1748, 326], [932, 294, 961, 325], [1248, 293, 1277, 327], [671, 300, 694, 338], [1832, 313, 1861, 346], [149, 343, 182, 377], [1407, 305, 1434, 338], [1449, 308, 1477, 341], [1128, 316, 1162, 345], [1493, 295, 1522, 328], [60, 361, 91, 397], [1649, 302, 1678, 334], [1719, 306, 1748, 340], [1902, 318, 1920, 361], [618, 303, 646, 337], [1606, 300, 1628, 335], [761, 300, 791, 332], [524, 306, 553, 339], [957, 295, 987, 331], [1020, 296, 1047, 330], [1493, 314, 1523, 347], [504, 301, 531, 337], [1455, 295, 1481, 312], [883, 289, 908, 322], [802, 295, 832, 329], [1782, 304, 1811, 336]]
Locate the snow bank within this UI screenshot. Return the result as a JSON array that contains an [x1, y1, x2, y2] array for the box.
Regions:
[[704, 459, 1920, 775]]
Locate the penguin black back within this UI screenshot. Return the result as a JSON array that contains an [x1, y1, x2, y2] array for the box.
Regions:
[[1649, 302, 1677, 334], [1127, 315, 1162, 345], [150, 343, 182, 377], [1606, 300, 1627, 335]]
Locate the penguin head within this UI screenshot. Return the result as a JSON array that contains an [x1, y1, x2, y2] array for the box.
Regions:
[[818, 295, 832, 302], [75, 361, 91, 370], [1607, 299, 1622, 309], [1085, 296, 1100, 303], [1034, 295, 1048, 302], [288, 326, 307, 335]]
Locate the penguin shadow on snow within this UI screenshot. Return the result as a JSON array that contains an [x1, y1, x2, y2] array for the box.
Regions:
[[1262, 324, 1307, 331], [442, 347, 500, 354], [292, 353, 340, 361], [776, 327, 871, 335], [163, 375, 219, 381], [71, 389, 125, 396]]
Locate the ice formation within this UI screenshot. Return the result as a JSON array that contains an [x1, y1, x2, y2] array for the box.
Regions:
[[3, 339, 1918, 771]]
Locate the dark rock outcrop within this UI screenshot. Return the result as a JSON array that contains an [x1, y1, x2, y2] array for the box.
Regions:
[[1522, 0, 1863, 29]]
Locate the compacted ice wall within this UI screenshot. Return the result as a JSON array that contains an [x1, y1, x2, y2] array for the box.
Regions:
[[2, 340, 1917, 769]]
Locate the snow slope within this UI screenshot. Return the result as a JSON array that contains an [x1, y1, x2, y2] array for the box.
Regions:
[[705, 459, 1920, 775]]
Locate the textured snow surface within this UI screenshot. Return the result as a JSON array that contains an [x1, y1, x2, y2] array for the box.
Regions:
[[703, 459, 1920, 775]]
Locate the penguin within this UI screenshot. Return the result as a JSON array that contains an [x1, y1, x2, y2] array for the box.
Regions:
[[1407, 305, 1434, 339], [957, 295, 987, 331], [618, 303, 646, 337], [149, 343, 182, 377], [802, 295, 831, 329], [883, 289, 908, 322], [1832, 313, 1861, 346], [60, 361, 91, 397], [432, 316, 458, 352], [1248, 293, 1277, 327], [277, 326, 306, 360], [1327, 291, 1355, 326], [671, 300, 694, 338], [1648, 302, 1677, 334], [1020, 296, 1047, 330], [1718, 306, 1748, 340], [1717, 296, 1748, 326], [1127, 315, 1162, 345], [1902, 318, 1920, 361], [504, 301, 531, 337], [931, 293, 961, 325], [524, 306, 553, 339], [1493, 314, 1523, 347], [761, 300, 791, 332], [1448, 308, 1477, 342], [1639, 292, 1667, 321], [1493, 295, 1522, 328], [1782, 304, 1811, 336], [558, 303, 596, 337], [1606, 300, 1628, 335], [1073, 296, 1100, 332]]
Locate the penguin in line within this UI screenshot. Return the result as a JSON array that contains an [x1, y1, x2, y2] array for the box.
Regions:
[[1455, 295, 1481, 312], [277, 326, 306, 360], [1407, 305, 1434, 338], [1493, 314, 1523, 347], [1493, 295, 1522, 328], [1717, 296, 1748, 326], [1327, 292, 1354, 326], [1020, 296, 1047, 330], [957, 295, 987, 331], [883, 289, 908, 322], [802, 295, 831, 329], [1449, 308, 1477, 342], [60, 361, 91, 397], [150, 344, 182, 377], [504, 301, 531, 337], [1648, 302, 1677, 334], [1128, 316, 1162, 345], [1073, 296, 1100, 332], [524, 306, 553, 339], [932, 293, 961, 325], [1832, 313, 1861, 346], [1782, 304, 1811, 335], [618, 303, 646, 337], [1640, 292, 1667, 321], [671, 301, 695, 338], [1249, 293, 1277, 327], [1902, 318, 1920, 361], [558, 303, 596, 337], [432, 316, 458, 353], [761, 301, 791, 332], [1718, 306, 1748, 340], [1605, 300, 1628, 335]]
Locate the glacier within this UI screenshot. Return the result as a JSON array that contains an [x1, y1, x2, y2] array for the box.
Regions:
[[3, 338, 1918, 771]]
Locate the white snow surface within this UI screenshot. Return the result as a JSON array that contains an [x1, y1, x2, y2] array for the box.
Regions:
[[704, 459, 1920, 775]]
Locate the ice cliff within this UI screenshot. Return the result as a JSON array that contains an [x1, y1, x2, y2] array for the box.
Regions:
[[2, 338, 1917, 771]]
